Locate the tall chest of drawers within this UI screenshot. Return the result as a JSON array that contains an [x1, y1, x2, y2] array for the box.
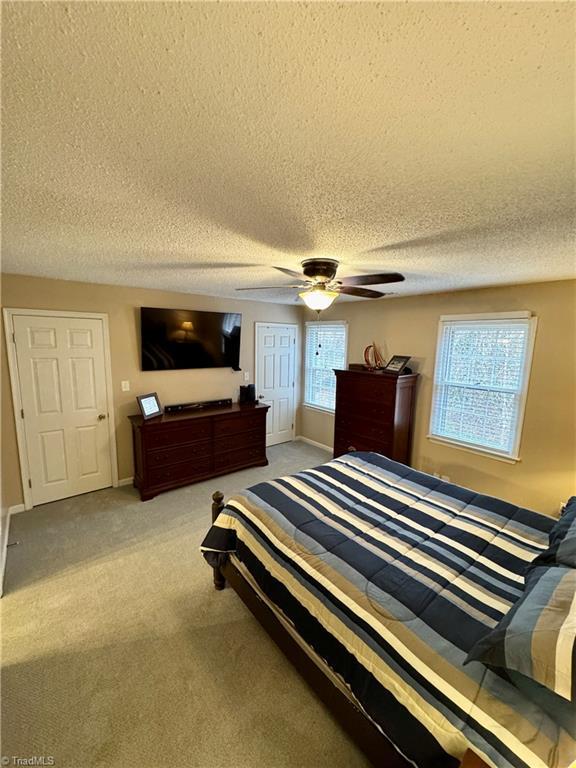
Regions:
[[129, 403, 269, 501], [333, 369, 418, 463]]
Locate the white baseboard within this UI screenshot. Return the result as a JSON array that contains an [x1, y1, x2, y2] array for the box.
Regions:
[[0, 509, 9, 598], [0, 503, 25, 597], [117, 477, 134, 487], [295, 435, 332, 453]]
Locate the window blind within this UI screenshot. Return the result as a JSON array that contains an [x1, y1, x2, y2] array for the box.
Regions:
[[304, 322, 347, 411], [430, 316, 535, 458]]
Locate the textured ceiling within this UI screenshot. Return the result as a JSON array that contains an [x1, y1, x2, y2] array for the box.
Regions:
[[2, 2, 575, 303]]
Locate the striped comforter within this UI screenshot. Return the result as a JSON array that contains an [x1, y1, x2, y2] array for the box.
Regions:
[[201, 452, 575, 768]]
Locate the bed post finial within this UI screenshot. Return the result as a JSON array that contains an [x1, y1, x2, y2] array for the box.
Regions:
[[211, 490, 224, 522], [211, 491, 226, 590]]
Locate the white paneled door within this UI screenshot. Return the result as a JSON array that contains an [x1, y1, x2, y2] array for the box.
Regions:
[[12, 314, 113, 505], [255, 324, 297, 446]]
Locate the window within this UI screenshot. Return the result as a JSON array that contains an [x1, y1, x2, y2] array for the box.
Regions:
[[304, 321, 348, 411], [429, 312, 537, 461]]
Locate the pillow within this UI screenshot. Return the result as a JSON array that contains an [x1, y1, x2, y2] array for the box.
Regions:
[[532, 496, 576, 569], [466, 566, 576, 701]]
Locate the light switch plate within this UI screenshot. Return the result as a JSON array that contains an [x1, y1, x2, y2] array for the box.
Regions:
[[243, 371, 250, 382], [121, 380, 130, 392]]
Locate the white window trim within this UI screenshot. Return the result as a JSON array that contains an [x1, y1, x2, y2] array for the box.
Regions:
[[428, 311, 538, 462], [302, 403, 337, 415], [303, 320, 348, 413]]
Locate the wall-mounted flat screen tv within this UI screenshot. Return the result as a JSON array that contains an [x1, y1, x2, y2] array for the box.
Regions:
[[140, 307, 242, 371]]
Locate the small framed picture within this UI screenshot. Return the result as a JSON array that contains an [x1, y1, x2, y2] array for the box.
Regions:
[[384, 355, 411, 374], [137, 392, 162, 420]]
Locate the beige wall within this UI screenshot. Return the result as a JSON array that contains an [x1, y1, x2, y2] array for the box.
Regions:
[[1, 274, 301, 508], [3, 274, 574, 516], [300, 280, 576, 516]]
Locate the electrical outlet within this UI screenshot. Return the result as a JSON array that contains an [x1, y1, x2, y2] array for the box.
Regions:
[[243, 371, 250, 382], [121, 380, 130, 392]]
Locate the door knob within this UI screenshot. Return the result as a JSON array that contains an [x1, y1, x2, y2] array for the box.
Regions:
[[98, 413, 107, 421]]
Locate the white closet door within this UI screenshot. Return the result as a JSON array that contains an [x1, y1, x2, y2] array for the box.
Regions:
[[13, 315, 112, 505]]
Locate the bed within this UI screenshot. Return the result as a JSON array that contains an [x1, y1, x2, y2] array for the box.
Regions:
[[201, 451, 575, 768]]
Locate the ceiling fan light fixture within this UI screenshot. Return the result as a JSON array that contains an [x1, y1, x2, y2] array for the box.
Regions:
[[299, 286, 339, 311]]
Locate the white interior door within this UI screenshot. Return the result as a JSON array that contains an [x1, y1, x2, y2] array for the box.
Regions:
[[13, 314, 113, 505], [256, 324, 297, 447]]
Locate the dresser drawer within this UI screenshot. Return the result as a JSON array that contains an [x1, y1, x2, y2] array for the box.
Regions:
[[214, 429, 263, 455], [335, 399, 393, 423], [145, 420, 212, 449], [335, 414, 392, 440], [147, 439, 211, 468], [214, 411, 265, 436], [148, 456, 212, 487], [214, 445, 265, 471], [337, 378, 396, 407], [336, 388, 396, 411], [334, 425, 393, 451]]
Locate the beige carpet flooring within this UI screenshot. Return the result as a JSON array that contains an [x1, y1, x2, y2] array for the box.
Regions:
[[2, 441, 370, 768]]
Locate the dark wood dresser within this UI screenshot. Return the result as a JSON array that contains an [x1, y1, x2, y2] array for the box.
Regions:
[[129, 403, 269, 501], [333, 369, 418, 463]]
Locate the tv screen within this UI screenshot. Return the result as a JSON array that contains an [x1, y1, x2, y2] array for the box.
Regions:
[[140, 307, 242, 371]]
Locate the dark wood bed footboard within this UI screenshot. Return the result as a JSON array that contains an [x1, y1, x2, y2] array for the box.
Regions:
[[209, 491, 489, 768]]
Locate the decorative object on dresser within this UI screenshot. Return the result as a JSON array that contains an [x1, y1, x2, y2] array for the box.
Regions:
[[238, 384, 256, 404], [383, 355, 411, 374], [362, 341, 386, 370], [129, 403, 269, 501], [136, 392, 163, 420], [164, 398, 233, 414], [333, 368, 418, 462]]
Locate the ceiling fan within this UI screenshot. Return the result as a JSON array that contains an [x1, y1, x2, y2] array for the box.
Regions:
[[236, 258, 405, 311]]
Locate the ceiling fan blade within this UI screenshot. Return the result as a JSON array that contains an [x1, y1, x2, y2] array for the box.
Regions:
[[273, 266, 305, 279], [337, 286, 387, 299], [339, 272, 405, 286], [235, 285, 304, 291]]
